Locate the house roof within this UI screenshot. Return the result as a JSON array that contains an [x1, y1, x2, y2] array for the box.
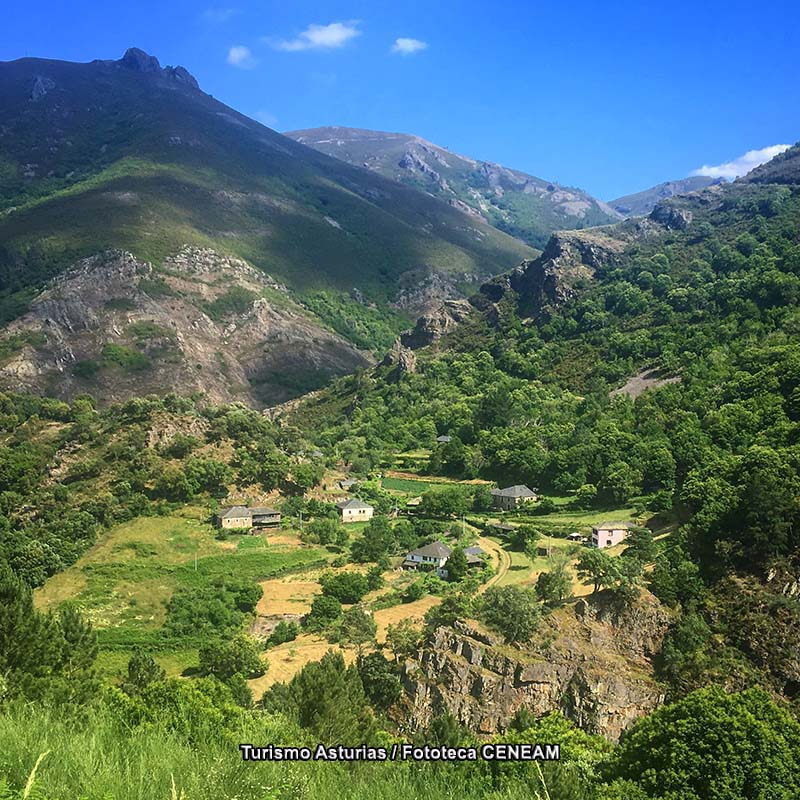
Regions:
[[491, 484, 537, 498], [407, 541, 452, 559], [492, 523, 517, 531], [464, 546, 485, 555], [340, 479, 357, 487], [336, 498, 374, 511], [218, 506, 252, 518], [436, 435, 452, 443], [592, 521, 636, 531], [249, 507, 280, 516]]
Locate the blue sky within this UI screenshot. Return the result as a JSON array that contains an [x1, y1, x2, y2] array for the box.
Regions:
[[3, 0, 799, 199]]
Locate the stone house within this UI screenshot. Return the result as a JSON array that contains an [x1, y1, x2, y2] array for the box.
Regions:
[[490, 484, 539, 511], [591, 521, 635, 549], [336, 498, 374, 523], [215, 505, 281, 530]]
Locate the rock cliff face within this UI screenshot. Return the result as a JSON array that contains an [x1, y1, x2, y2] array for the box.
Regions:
[[0, 247, 372, 407], [399, 300, 474, 349], [399, 591, 670, 742], [476, 228, 628, 318]]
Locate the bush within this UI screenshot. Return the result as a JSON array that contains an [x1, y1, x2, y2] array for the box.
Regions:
[[198, 635, 265, 681], [321, 571, 370, 604], [268, 620, 300, 647]]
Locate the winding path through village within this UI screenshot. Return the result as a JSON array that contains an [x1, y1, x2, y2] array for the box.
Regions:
[[477, 535, 511, 591]]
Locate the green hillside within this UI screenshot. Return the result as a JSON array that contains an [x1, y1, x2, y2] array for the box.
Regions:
[[287, 126, 622, 248], [0, 51, 533, 317]]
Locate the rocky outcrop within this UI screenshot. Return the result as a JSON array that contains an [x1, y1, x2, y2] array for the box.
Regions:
[[118, 47, 199, 90], [649, 201, 693, 230], [399, 591, 670, 741], [381, 341, 417, 379], [392, 270, 478, 317], [0, 247, 371, 407], [400, 300, 473, 349], [29, 75, 55, 101], [477, 229, 627, 318]]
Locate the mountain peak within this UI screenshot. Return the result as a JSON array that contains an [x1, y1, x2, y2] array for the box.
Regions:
[[120, 47, 161, 73], [118, 47, 199, 90]]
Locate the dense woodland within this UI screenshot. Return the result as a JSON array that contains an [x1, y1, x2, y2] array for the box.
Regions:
[[2, 152, 800, 799]]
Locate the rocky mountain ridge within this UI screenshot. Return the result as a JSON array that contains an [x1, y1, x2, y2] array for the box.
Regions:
[[610, 175, 722, 217], [286, 126, 622, 249], [0, 247, 372, 406]]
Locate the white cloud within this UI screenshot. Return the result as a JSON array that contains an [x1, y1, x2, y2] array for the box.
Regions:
[[691, 144, 792, 180], [269, 22, 360, 52], [227, 45, 255, 68], [254, 110, 278, 127], [391, 37, 428, 55]]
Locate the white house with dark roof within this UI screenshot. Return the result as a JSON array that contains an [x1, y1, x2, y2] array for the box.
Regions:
[[490, 484, 539, 511], [336, 498, 374, 523], [591, 521, 635, 548], [403, 542, 486, 578]]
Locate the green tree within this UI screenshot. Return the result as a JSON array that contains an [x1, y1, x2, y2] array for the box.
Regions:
[[305, 595, 342, 631], [198, 635, 265, 681], [425, 591, 475, 631], [386, 618, 421, 661], [321, 571, 370, 604], [480, 585, 542, 643], [123, 650, 166, 694], [535, 558, 572, 606], [607, 686, 800, 800], [623, 527, 657, 564], [264, 650, 376, 741], [509, 524, 540, 552], [576, 549, 621, 594], [419, 486, 470, 518], [339, 606, 377, 653], [444, 546, 468, 582], [357, 651, 402, 710]]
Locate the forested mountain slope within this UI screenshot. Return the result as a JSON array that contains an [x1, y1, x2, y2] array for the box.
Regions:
[[298, 146, 800, 700]]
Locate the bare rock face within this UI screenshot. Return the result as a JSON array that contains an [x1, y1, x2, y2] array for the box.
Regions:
[[477, 229, 627, 319], [399, 591, 671, 741], [29, 75, 55, 101], [381, 341, 417, 379], [649, 201, 693, 230], [120, 47, 162, 73], [400, 300, 473, 349], [118, 47, 200, 90], [0, 247, 372, 407]]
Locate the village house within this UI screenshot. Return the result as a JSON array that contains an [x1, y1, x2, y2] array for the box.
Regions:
[[402, 542, 485, 578], [490, 484, 539, 511], [591, 521, 635, 549], [336, 498, 374, 523], [215, 505, 281, 530], [436, 435, 452, 444], [339, 478, 357, 490]]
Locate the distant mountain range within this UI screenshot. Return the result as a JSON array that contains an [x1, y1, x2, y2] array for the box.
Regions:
[[609, 176, 723, 217], [286, 126, 623, 249]]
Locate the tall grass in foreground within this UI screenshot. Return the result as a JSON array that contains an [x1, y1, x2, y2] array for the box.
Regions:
[[0, 705, 559, 800]]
